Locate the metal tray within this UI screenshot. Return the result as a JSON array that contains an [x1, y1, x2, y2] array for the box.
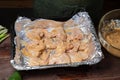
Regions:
[[10, 11, 103, 70]]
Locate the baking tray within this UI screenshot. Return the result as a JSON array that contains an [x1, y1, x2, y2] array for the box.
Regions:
[[10, 11, 103, 70]]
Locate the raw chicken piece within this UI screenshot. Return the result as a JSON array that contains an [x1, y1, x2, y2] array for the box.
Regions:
[[71, 40, 80, 52], [79, 40, 95, 60], [25, 40, 45, 57], [49, 53, 70, 64], [28, 58, 41, 66], [65, 40, 80, 53], [65, 27, 83, 41], [79, 34, 92, 51], [54, 41, 66, 57], [49, 27, 67, 41], [29, 57, 49, 66], [44, 38, 56, 49], [78, 50, 89, 60], [64, 19, 76, 28], [26, 29, 44, 41], [21, 47, 32, 57], [65, 42, 74, 52], [40, 50, 50, 60], [67, 52, 82, 63], [79, 39, 89, 51]]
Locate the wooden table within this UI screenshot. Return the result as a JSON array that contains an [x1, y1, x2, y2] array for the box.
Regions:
[[0, 36, 120, 80]]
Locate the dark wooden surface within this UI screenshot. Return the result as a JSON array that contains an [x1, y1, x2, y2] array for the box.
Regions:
[[0, 37, 120, 80], [0, 0, 33, 8]]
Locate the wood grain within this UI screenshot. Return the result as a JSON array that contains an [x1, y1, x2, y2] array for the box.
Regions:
[[0, 37, 15, 80], [0, 0, 33, 8]]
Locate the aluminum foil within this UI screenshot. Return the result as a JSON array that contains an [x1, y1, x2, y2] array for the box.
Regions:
[[10, 11, 103, 70]]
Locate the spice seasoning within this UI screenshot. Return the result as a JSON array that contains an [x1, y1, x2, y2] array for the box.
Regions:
[[106, 28, 120, 49], [102, 19, 120, 57]]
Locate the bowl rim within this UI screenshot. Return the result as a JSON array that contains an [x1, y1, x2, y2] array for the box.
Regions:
[[98, 9, 120, 50]]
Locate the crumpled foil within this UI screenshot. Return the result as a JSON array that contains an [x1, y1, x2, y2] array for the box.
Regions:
[[10, 11, 103, 70]]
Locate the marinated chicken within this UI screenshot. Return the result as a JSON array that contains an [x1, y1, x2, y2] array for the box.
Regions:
[[15, 19, 95, 66], [49, 53, 70, 64]]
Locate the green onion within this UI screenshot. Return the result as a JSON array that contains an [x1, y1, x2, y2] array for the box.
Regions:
[[0, 34, 9, 43], [0, 25, 9, 43]]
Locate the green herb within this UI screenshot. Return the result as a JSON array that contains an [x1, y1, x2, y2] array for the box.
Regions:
[[8, 71, 22, 80], [0, 25, 9, 43]]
